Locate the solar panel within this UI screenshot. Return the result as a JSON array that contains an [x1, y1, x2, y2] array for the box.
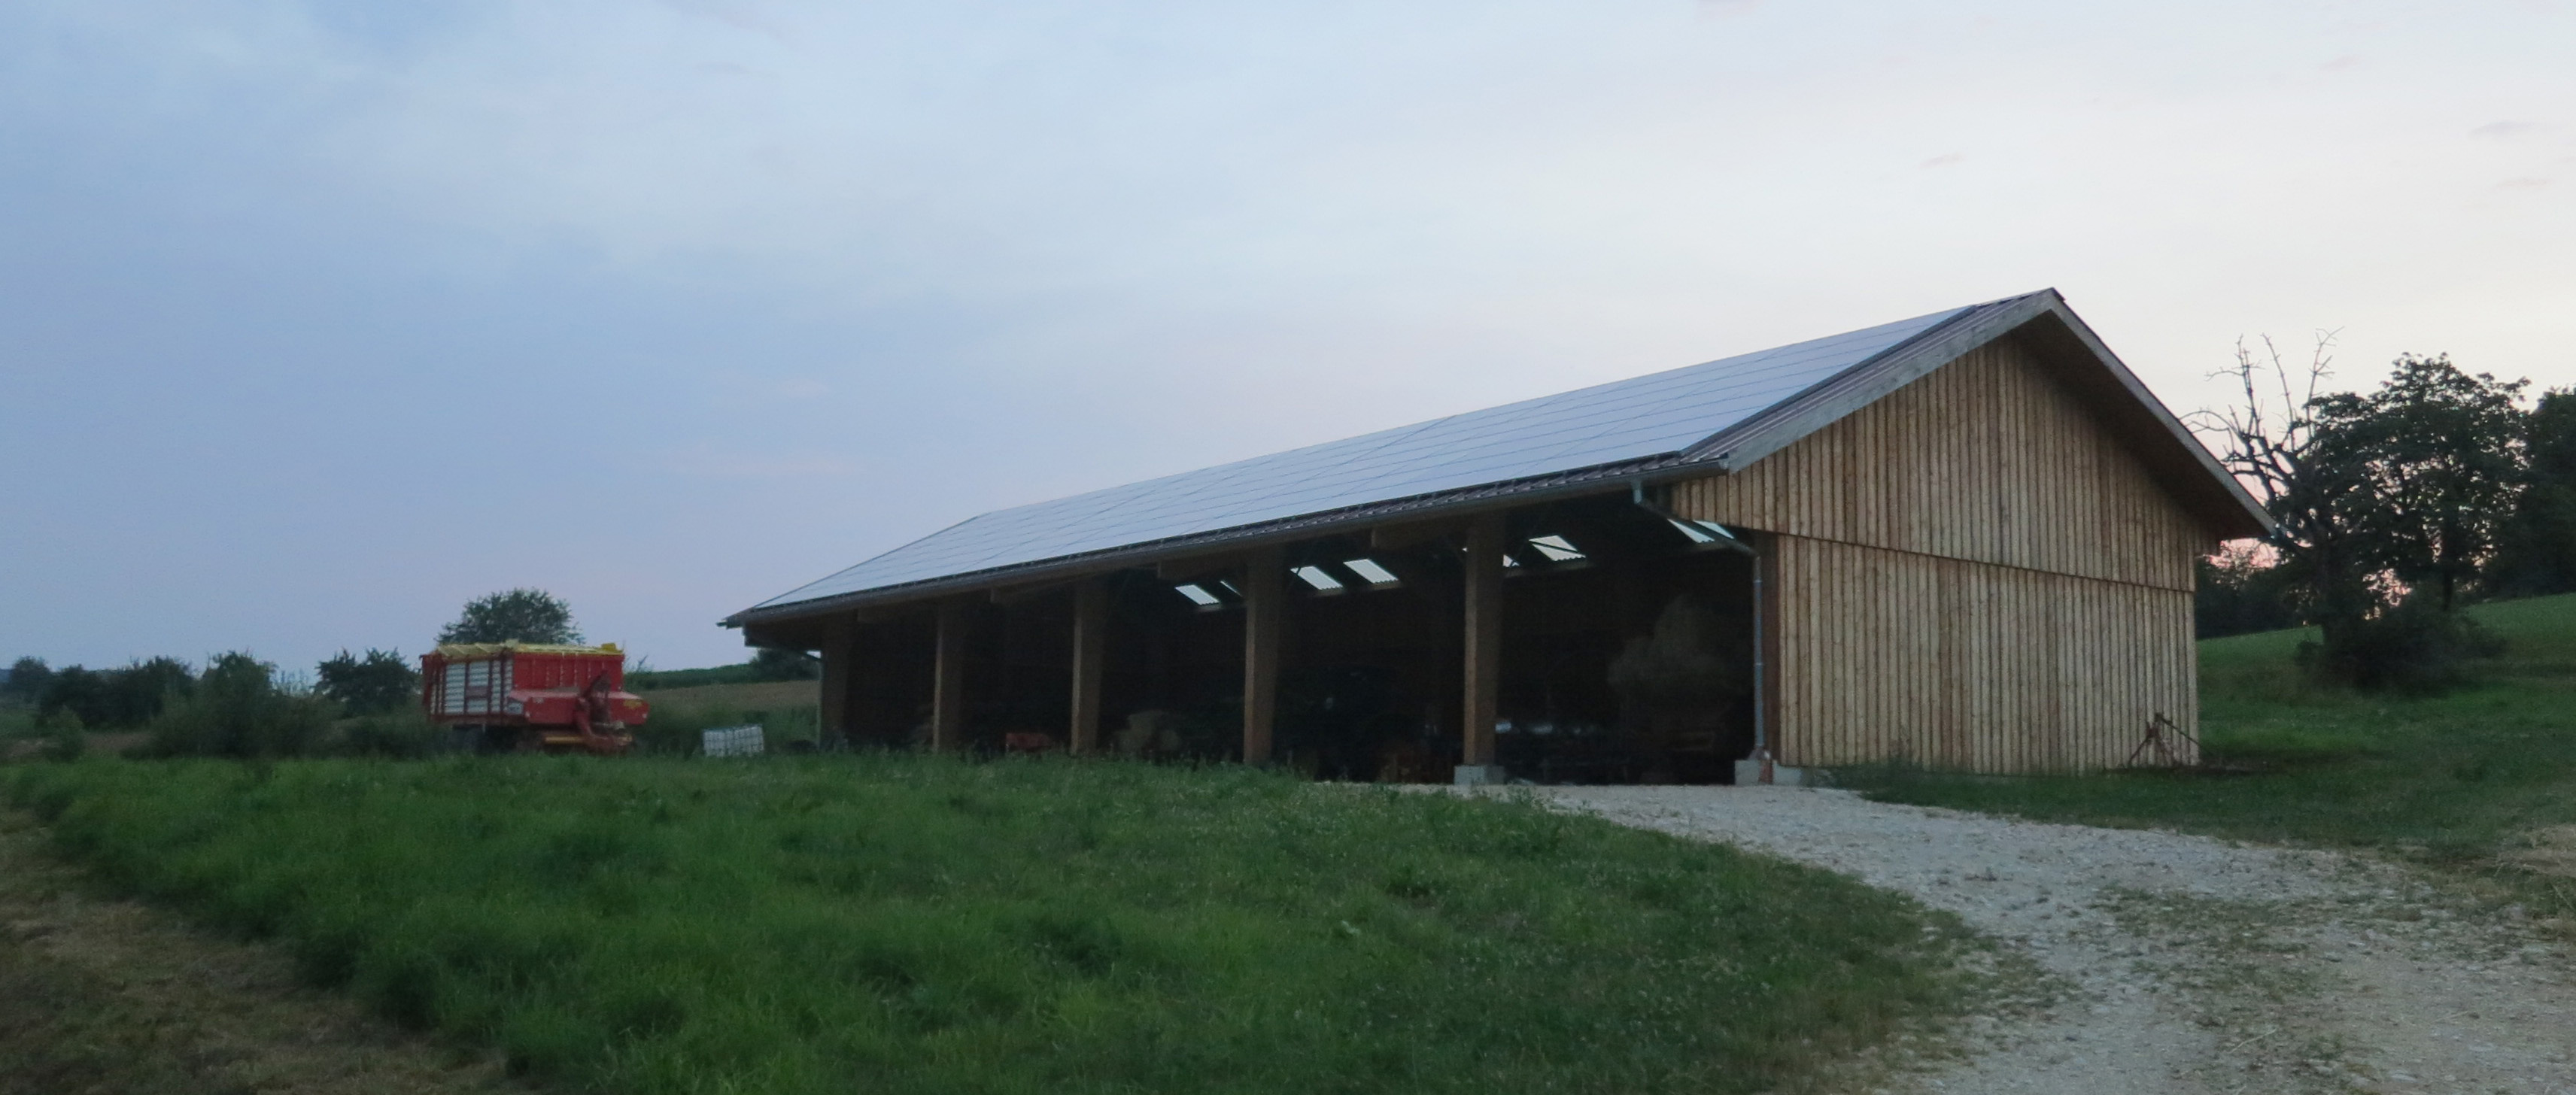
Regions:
[[748, 302, 1977, 612]]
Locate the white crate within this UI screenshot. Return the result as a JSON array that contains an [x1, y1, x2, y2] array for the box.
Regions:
[[700, 724, 766, 758]]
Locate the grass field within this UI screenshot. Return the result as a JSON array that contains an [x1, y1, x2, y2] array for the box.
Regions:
[[0, 810, 520, 1095], [1848, 593, 2576, 924], [630, 680, 822, 754], [5, 756, 1980, 1095], [638, 680, 819, 714]]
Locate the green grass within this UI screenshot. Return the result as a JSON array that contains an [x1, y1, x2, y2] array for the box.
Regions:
[[633, 684, 822, 754], [1847, 593, 2576, 918], [5, 756, 1976, 1095]]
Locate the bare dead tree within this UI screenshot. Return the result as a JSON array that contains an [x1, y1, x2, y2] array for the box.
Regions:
[[2184, 331, 2378, 626], [2185, 332, 2338, 516]]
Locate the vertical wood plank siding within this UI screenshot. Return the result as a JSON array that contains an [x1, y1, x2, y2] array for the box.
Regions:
[[1680, 336, 2207, 590], [1677, 334, 2213, 772]]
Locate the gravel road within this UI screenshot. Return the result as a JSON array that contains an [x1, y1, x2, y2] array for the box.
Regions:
[[1511, 786, 2576, 1094]]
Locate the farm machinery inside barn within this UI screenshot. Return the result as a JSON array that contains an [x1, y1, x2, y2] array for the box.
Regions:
[[421, 642, 649, 754]]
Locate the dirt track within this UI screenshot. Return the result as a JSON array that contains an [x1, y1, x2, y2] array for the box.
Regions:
[[0, 811, 521, 1095], [1526, 786, 2576, 1094]]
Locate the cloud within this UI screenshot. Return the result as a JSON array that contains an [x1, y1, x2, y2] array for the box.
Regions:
[[2472, 120, 2538, 138], [10, 0, 2576, 673]]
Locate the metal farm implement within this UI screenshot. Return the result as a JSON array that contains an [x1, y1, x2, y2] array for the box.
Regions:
[[421, 642, 650, 755]]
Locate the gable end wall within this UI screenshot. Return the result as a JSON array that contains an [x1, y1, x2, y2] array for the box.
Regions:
[[1674, 332, 2218, 772]]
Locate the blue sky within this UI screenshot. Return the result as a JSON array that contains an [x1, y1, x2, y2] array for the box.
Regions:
[[3, 0, 2570, 674]]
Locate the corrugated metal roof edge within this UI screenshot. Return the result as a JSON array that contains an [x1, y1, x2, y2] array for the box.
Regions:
[[721, 288, 2271, 629], [721, 447, 1700, 626], [721, 296, 2010, 628]]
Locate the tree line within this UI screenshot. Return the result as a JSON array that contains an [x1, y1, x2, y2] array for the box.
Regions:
[[4, 588, 816, 757], [2194, 338, 2574, 689], [4, 650, 418, 727], [0, 588, 598, 731]]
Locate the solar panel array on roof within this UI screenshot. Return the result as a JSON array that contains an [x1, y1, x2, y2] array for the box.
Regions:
[[748, 301, 1982, 613]]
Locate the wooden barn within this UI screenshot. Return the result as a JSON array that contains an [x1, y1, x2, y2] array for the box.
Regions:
[[726, 290, 2269, 781]]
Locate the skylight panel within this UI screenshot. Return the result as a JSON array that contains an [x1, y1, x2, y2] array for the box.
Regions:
[[1342, 558, 1400, 585], [1666, 517, 1748, 548], [1293, 566, 1344, 591], [1174, 584, 1222, 606], [1527, 535, 1587, 562]]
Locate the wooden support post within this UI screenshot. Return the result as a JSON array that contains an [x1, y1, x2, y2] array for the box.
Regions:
[[1460, 511, 1505, 775], [819, 617, 856, 746], [931, 602, 968, 752], [1241, 544, 1285, 765], [1069, 579, 1108, 755], [1755, 532, 1783, 765]]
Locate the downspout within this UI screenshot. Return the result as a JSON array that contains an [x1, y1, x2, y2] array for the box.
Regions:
[[1629, 481, 1769, 773]]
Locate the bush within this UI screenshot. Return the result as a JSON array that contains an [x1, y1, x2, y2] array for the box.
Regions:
[[36, 709, 84, 763], [316, 648, 419, 716], [35, 657, 193, 729], [147, 652, 336, 758], [3, 656, 51, 704], [339, 707, 444, 759], [2298, 593, 2506, 694], [2195, 554, 2305, 639]]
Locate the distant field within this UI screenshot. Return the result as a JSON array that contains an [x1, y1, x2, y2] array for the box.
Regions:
[[1850, 593, 2576, 926], [636, 679, 819, 712], [630, 680, 823, 753], [7, 756, 1981, 1095]]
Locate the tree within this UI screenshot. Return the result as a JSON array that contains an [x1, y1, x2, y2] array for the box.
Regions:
[[2, 657, 49, 704], [39, 666, 108, 726], [439, 589, 582, 645], [2189, 338, 2524, 690], [2189, 334, 2379, 631], [2488, 389, 2576, 596], [32, 659, 191, 728], [2307, 353, 2526, 610], [317, 648, 420, 715], [749, 647, 822, 681], [147, 651, 331, 758], [2194, 548, 2303, 639], [102, 657, 195, 726]]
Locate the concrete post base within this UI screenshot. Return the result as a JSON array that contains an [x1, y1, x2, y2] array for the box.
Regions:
[[1733, 760, 1809, 787], [1454, 764, 1508, 787]]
